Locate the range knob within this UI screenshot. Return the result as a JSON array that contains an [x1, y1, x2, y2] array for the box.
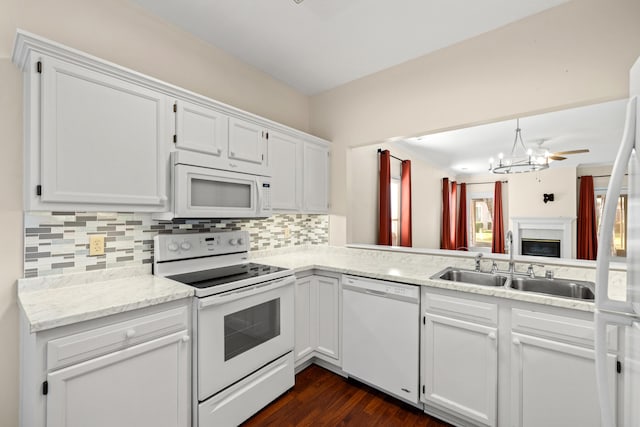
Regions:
[[237, 238, 244, 246], [228, 238, 238, 246], [180, 241, 192, 251], [167, 242, 179, 252]]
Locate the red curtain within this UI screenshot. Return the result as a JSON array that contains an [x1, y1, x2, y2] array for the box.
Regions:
[[450, 181, 457, 250], [378, 150, 392, 245], [441, 178, 451, 249], [456, 183, 468, 250], [492, 181, 505, 253], [577, 175, 598, 260], [400, 160, 412, 247]]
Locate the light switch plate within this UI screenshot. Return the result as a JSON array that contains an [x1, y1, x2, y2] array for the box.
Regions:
[[89, 235, 105, 256]]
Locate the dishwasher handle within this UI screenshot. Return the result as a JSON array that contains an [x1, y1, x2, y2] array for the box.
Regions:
[[343, 283, 419, 304]]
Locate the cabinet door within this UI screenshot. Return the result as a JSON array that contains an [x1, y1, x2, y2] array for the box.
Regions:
[[268, 131, 302, 211], [510, 333, 617, 427], [47, 330, 190, 427], [175, 99, 228, 158], [315, 275, 340, 361], [228, 117, 266, 170], [294, 276, 315, 362], [422, 313, 498, 427], [40, 56, 167, 209], [303, 141, 329, 213]]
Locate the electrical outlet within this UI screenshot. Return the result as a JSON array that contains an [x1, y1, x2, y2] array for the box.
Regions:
[[89, 235, 105, 256], [283, 227, 290, 238]]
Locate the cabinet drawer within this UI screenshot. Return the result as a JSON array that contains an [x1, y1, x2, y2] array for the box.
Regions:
[[422, 292, 498, 326], [511, 308, 617, 351], [47, 306, 189, 371]]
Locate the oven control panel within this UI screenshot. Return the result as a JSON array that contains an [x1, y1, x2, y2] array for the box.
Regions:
[[154, 230, 250, 262]]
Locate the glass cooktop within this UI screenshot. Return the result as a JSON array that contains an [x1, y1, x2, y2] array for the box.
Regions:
[[167, 263, 289, 289]]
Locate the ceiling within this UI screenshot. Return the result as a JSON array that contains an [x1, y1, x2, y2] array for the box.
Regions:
[[396, 99, 629, 176], [131, 0, 568, 95]]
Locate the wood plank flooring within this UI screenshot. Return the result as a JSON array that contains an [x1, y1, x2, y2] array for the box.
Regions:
[[242, 364, 453, 427]]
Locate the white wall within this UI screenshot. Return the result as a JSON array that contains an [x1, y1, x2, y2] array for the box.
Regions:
[[0, 1, 312, 424]]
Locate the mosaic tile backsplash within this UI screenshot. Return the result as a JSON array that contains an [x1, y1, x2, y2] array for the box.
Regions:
[[24, 212, 329, 278]]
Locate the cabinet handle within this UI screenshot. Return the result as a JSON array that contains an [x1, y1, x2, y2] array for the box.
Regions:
[[125, 329, 136, 339], [488, 332, 497, 341], [181, 335, 190, 343], [229, 163, 238, 168], [216, 148, 222, 155], [230, 151, 236, 157], [512, 337, 521, 345]]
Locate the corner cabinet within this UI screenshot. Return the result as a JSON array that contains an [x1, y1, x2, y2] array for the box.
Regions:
[[25, 55, 169, 212], [268, 136, 330, 214], [294, 272, 341, 367], [20, 299, 191, 427]]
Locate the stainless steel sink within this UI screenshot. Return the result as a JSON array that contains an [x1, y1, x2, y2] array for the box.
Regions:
[[432, 267, 508, 287], [509, 277, 595, 300]]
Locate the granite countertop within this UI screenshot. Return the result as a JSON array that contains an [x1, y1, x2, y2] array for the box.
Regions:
[[18, 266, 194, 333], [17, 245, 627, 333], [251, 245, 627, 313]]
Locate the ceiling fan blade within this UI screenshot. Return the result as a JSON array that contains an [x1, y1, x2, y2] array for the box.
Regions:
[[552, 149, 590, 156], [549, 155, 567, 161]]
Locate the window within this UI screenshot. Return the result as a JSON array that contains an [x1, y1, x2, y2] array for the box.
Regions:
[[468, 192, 493, 249], [390, 178, 401, 246], [595, 192, 627, 257]]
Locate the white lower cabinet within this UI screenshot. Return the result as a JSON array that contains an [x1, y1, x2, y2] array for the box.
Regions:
[[294, 273, 341, 366], [47, 330, 190, 427], [421, 292, 498, 427], [20, 299, 191, 427], [509, 308, 618, 427]]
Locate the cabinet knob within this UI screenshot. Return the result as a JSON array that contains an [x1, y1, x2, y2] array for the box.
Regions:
[[125, 329, 136, 339], [513, 337, 521, 345], [230, 152, 235, 157], [488, 332, 497, 341], [216, 148, 222, 155], [181, 335, 190, 343]]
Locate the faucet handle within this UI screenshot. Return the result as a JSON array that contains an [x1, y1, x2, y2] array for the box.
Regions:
[[526, 263, 544, 278], [490, 261, 499, 273]]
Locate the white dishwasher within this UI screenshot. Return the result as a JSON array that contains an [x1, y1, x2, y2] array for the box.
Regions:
[[342, 275, 420, 404]]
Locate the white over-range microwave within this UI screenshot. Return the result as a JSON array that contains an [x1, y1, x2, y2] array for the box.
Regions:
[[155, 151, 272, 220]]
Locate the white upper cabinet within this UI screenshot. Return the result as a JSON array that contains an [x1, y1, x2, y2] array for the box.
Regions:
[[13, 31, 330, 214], [268, 131, 302, 211], [37, 56, 168, 210], [228, 117, 268, 175], [174, 99, 228, 160], [303, 141, 330, 213]]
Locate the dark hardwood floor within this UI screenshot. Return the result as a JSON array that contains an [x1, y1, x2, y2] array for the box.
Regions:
[[242, 364, 453, 427]]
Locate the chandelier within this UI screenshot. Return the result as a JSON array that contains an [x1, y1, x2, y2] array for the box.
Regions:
[[489, 118, 549, 174]]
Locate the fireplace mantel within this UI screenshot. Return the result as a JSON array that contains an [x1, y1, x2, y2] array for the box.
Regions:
[[511, 217, 574, 258]]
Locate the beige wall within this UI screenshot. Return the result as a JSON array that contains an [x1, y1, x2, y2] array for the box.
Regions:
[[0, 1, 312, 424], [348, 143, 446, 248], [508, 167, 577, 220], [310, 0, 640, 222]]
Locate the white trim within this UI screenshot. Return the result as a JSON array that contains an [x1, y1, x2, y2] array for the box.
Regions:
[[467, 191, 494, 252], [511, 217, 574, 258]]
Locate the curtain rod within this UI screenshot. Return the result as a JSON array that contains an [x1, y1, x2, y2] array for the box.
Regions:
[[377, 148, 405, 162], [461, 180, 508, 185], [578, 174, 628, 179]]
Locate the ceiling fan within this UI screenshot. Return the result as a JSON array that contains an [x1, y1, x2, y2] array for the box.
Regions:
[[534, 140, 590, 161]]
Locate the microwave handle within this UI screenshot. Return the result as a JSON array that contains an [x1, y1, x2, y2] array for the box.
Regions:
[[256, 178, 262, 211]]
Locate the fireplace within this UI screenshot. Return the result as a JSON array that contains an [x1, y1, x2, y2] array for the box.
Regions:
[[511, 217, 574, 258], [521, 238, 561, 258]]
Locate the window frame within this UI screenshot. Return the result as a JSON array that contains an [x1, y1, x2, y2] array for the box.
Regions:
[[467, 191, 493, 253], [594, 187, 628, 260]]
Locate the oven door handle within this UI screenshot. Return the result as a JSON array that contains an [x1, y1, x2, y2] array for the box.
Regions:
[[198, 276, 294, 308]]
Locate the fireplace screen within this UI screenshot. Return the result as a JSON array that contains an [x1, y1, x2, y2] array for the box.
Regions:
[[521, 238, 561, 258]]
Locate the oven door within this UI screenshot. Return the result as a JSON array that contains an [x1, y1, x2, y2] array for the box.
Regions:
[[196, 276, 294, 401], [174, 163, 268, 218]]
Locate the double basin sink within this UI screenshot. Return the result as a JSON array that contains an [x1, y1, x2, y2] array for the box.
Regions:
[[433, 267, 595, 300]]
